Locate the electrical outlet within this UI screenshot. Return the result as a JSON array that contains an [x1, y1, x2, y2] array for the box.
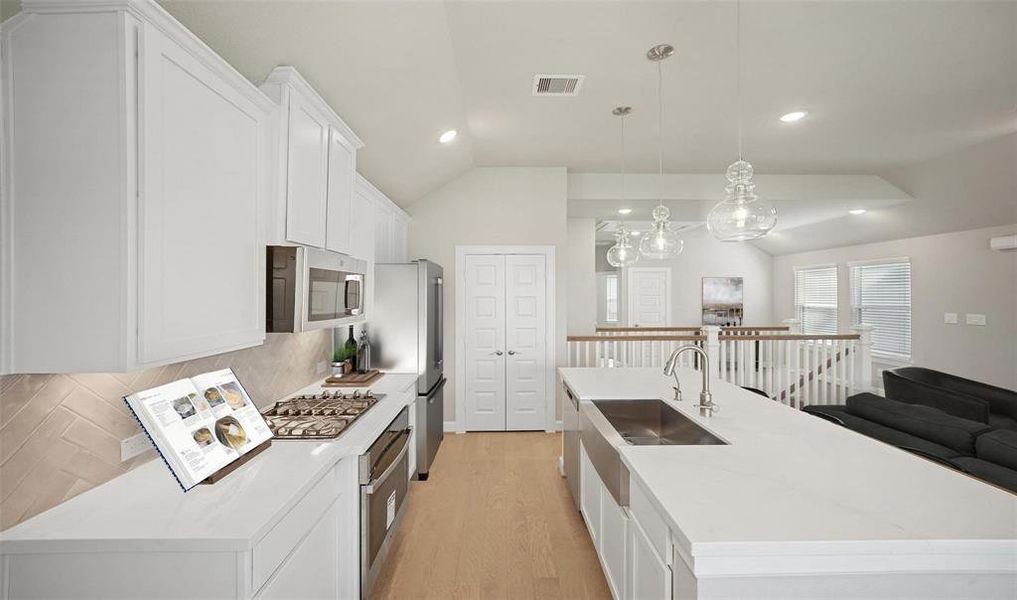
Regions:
[[966, 313, 987, 326], [121, 432, 153, 462], [317, 360, 328, 374], [944, 312, 958, 324]]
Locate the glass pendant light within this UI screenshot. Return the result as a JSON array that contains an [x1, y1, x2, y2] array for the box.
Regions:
[[606, 106, 640, 268], [639, 44, 684, 260], [707, 0, 777, 242]]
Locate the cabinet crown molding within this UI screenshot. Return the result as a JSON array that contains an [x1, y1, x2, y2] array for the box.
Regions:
[[19, 0, 275, 113], [262, 66, 365, 150]]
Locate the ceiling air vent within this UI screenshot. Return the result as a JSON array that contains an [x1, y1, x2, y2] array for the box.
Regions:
[[532, 74, 584, 97]]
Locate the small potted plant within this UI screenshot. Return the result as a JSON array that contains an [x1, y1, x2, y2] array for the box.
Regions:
[[332, 345, 354, 376]]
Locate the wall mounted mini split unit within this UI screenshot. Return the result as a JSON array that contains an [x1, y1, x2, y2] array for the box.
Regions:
[[989, 234, 1017, 251]]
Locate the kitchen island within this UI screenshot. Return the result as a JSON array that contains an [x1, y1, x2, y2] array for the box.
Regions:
[[0, 372, 419, 600], [560, 367, 1017, 600]]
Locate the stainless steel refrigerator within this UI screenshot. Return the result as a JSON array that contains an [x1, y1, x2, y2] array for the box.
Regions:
[[371, 260, 445, 480]]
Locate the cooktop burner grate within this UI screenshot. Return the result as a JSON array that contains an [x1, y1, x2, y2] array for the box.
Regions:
[[262, 390, 382, 439]]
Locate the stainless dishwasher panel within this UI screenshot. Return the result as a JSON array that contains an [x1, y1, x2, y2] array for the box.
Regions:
[[562, 382, 581, 511]]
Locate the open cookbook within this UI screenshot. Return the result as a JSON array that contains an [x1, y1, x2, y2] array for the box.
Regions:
[[123, 369, 273, 491]]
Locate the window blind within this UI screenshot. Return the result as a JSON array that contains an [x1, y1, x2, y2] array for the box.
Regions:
[[794, 265, 838, 335], [851, 260, 912, 358]]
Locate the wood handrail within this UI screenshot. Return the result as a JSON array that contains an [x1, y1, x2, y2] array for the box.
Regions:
[[721, 334, 860, 341], [567, 335, 705, 342], [573, 333, 860, 342], [595, 325, 790, 332]]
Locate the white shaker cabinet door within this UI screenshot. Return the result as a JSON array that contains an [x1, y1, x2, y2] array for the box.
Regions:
[[392, 217, 408, 262], [325, 126, 355, 254], [628, 517, 672, 600], [350, 188, 376, 262], [256, 499, 342, 599], [284, 89, 330, 248], [137, 25, 266, 364], [374, 204, 394, 263]]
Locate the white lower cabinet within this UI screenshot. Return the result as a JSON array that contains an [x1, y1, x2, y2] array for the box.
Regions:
[[579, 441, 676, 600], [579, 442, 628, 600], [257, 498, 342, 600], [628, 517, 672, 600]]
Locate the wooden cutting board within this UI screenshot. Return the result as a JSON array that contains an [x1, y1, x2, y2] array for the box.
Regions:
[[323, 370, 383, 387]]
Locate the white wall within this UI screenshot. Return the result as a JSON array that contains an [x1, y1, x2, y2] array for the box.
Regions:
[[566, 218, 597, 334], [773, 224, 1017, 390], [406, 167, 568, 427], [622, 226, 774, 326]]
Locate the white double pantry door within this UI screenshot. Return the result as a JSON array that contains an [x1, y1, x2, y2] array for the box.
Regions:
[[464, 254, 548, 431]]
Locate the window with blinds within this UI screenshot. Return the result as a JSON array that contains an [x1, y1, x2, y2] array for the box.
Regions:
[[604, 274, 619, 323], [794, 265, 838, 335], [851, 259, 912, 359]]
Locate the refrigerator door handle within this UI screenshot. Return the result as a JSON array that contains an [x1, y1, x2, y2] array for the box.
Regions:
[[435, 276, 444, 366]]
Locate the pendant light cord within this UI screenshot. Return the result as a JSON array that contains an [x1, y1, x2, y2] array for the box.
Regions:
[[736, 0, 743, 161], [657, 60, 664, 209], [621, 113, 626, 214]]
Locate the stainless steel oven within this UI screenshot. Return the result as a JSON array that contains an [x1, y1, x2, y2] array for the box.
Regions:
[[267, 245, 366, 333], [359, 406, 410, 598]]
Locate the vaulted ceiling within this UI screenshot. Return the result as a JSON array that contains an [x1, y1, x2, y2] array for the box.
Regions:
[[145, 0, 1015, 209]]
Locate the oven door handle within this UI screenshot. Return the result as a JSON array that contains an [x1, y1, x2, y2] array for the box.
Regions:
[[364, 438, 410, 495]]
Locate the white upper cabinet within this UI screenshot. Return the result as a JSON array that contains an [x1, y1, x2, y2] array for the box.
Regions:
[[325, 127, 356, 254], [283, 91, 330, 247], [260, 67, 363, 253], [1, 0, 275, 373]]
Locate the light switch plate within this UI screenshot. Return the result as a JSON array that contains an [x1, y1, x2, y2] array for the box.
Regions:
[[944, 312, 958, 324], [121, 432, 153, 462], [966, 313, 987, 326]]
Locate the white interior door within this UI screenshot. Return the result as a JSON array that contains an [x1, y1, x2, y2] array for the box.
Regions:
[[505, 255, 547, 431], [464, 255, 507, 431], [627, 267, 671, 327]]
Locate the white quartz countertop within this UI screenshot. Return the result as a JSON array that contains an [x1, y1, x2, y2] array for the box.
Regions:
[[0, 372, 419, 553], [560, 367, 1017, 576]]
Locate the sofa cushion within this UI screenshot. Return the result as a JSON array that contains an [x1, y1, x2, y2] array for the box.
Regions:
[[803, 404, 963, 461], [988, 413, 1017, 432], [948, 457, 1017, 494], [846, 393, 992, 455], [975, 429, 1017, 472]]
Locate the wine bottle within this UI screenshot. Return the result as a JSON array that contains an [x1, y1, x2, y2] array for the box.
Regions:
[[345, 325, 357, 372]]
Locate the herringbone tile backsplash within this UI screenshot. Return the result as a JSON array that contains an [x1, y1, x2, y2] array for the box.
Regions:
[[0, 330, 332, 530]]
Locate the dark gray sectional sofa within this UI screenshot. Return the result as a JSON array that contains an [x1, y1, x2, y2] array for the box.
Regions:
[[805, 394, 1017, 493]]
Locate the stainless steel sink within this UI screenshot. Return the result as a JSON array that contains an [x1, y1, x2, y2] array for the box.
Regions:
[[592, 399, 726, 446]]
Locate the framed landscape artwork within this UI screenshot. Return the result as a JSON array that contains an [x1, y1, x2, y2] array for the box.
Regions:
[[702, 277, 744, 326]]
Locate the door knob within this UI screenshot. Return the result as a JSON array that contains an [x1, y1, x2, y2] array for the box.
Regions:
[[507, 350, 518, 355], [492, 350, 504, 356]]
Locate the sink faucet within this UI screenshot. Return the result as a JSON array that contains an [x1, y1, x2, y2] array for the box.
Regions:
[[662, 345, 717, 417]]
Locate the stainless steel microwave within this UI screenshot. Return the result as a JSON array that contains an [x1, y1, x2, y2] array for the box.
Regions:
[[267, 246, 366, 333]]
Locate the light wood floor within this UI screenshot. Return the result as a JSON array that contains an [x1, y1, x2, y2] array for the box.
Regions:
[[371, 432, 612, 600]]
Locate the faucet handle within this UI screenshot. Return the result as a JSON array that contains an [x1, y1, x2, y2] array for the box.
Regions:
[[694, 402, 718, 417], [672, 386, 683, 402]]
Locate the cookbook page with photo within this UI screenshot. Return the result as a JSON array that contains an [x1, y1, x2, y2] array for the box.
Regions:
[[189, 369, 272, 457]]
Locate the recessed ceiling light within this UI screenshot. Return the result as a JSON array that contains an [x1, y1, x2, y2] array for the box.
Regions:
[[438, 130, 457, 144], [848, 209, 867, 215], [779, 111, 807, 123], [617, 208, 632, 215]]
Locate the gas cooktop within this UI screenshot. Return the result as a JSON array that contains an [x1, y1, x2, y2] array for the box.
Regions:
[[262, 390, 383, 439]]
